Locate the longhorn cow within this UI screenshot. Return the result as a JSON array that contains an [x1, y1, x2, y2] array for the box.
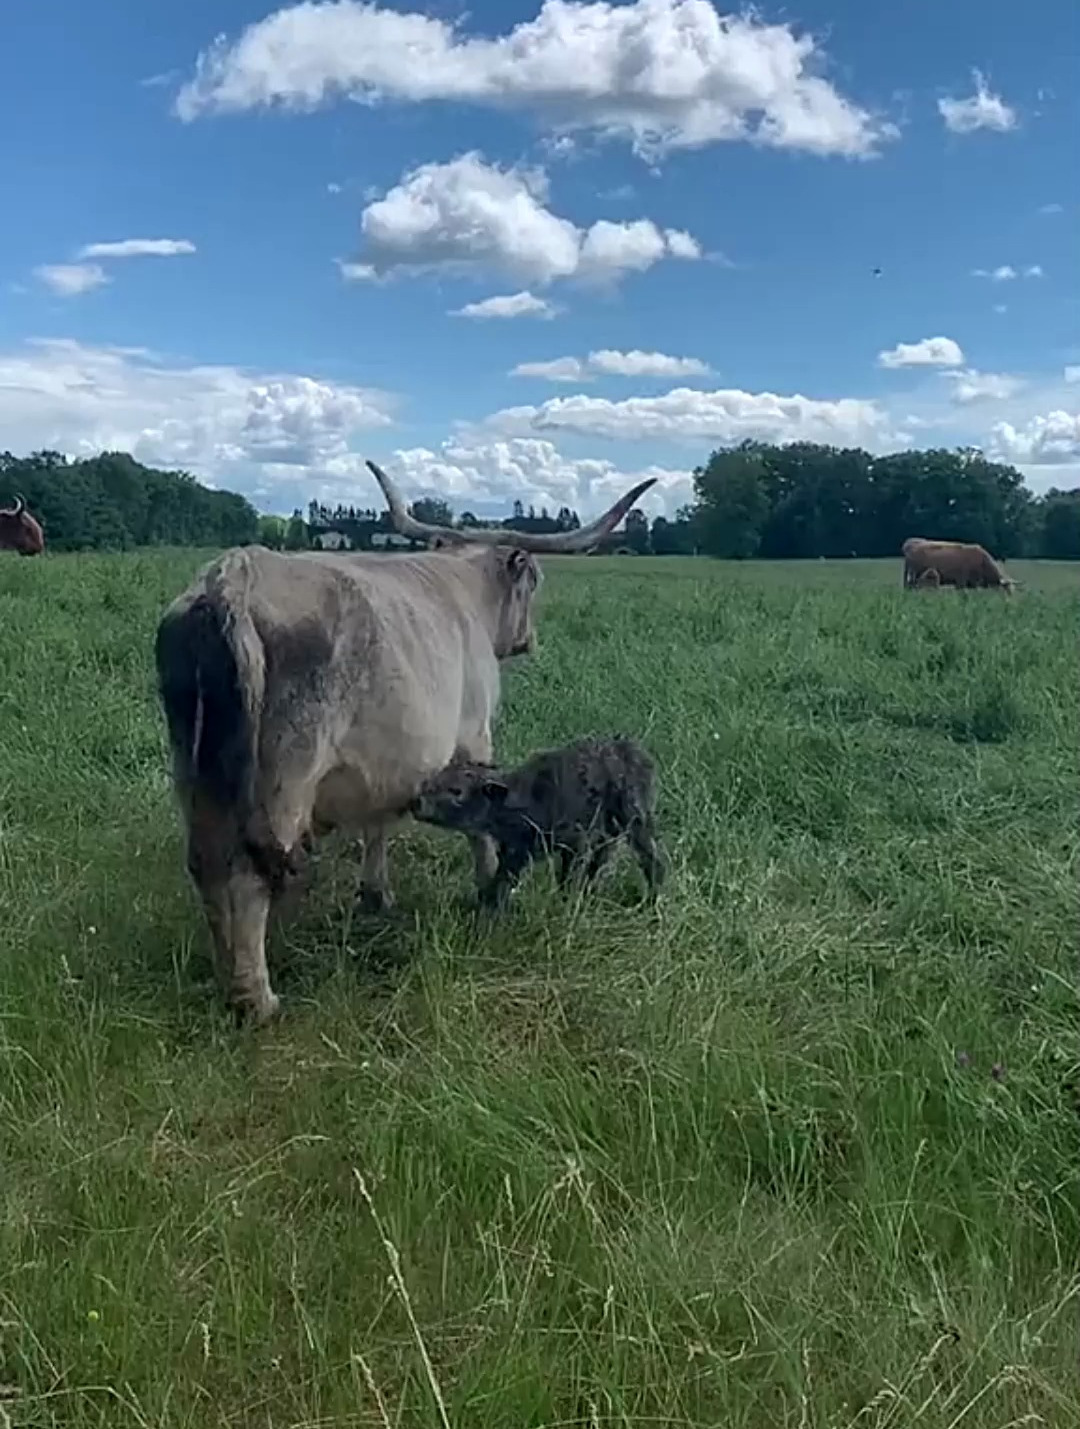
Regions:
[[155, 460, 656, 1023], [901, 536, 1015, 591], [0, 495, 45, 555]]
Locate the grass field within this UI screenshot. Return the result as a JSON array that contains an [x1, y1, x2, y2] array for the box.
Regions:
[[1, 549, 1078, 1428]]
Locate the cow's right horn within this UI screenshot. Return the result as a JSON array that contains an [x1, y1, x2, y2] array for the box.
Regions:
[[366, 459, 657, 555], [12, 495, 25, 517]]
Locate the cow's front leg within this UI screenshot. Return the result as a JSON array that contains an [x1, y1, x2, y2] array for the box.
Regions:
[[357, 819, 396, 913]]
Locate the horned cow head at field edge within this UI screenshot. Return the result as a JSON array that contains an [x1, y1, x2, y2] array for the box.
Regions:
[[0, 495, 45, 556]]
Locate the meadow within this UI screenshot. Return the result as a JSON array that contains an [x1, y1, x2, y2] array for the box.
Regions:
[[0, 549, 1078, 1428]]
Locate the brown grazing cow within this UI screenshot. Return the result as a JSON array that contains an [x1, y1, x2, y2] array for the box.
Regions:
[[0, 496, 45, 555], [901, 536, 1014, 591], [410, 735, 665, 911]]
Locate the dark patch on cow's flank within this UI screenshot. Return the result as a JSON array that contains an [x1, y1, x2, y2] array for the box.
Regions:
[[261, 614, 335, 696]]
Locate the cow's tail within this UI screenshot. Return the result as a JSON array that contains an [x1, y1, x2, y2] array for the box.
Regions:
[[155, 550, 265, 833]]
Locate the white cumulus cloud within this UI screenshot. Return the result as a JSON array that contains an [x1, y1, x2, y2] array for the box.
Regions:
[[512, 348, 712, 381], [664, 229, 703, 260], [942, 369, 1024, 404], [512, 358, 587, 382], [481, 386, 895, 448], [589, 349, 711, 378], [972, 264, 1043, 282], [878, 336, 964, 369], [0, 338, 395, 502], [452, 291, 559, 320], [33, 263, 110, 297], [350, 152, 702, 286], [174, 0, 893, 160], [381, 437, 692, 517], [77, 238, 197, 259], [991, 411, 1080, 466], [938, 71, 1017, 134]]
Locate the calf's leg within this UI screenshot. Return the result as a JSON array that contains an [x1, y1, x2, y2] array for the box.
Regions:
[[454, 726, 500, 892], [628, 815, 666, 898], [479, 842, 532, 914]]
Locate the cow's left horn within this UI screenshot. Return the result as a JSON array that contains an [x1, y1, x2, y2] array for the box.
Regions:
[[366, 459, 657, 554], [12, 495, 25, 517]]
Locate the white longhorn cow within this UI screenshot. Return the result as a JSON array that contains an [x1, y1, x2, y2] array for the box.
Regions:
[[155, 460, 656, 1023]]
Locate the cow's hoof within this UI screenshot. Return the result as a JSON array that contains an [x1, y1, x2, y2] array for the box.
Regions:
[[356, 886, 396, 916], [232, 992, 282, 1028]]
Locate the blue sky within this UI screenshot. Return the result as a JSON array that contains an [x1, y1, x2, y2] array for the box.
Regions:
[[2, 0, 1077, 519]]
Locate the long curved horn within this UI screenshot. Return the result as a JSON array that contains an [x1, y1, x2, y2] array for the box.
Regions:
[[365, 460, 656, 554], [13, 495, 25, 517]]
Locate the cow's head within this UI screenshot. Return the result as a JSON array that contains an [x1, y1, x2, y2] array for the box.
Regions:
[[364, 459, 656, 660], [0, 496, 45, 556], [492, 546, 542, 658]]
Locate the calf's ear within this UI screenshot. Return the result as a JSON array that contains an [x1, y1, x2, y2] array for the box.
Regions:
[[481, 778, 510, 802]]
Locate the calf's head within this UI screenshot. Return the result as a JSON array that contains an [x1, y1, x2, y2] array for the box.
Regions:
[[410, 763, 509, 831], [0, 496, 45, 555]]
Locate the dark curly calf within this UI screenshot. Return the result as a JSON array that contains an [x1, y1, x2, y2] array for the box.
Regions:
[[410, 735, 665, 911]]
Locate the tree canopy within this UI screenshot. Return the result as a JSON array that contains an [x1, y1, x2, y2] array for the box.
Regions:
[[0, 450, 257, 551], [680, 441, 1074, 560]]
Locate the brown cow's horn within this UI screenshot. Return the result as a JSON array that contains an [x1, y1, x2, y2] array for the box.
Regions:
[[12, 495, 25, 517], [365, 459, 657, 555]]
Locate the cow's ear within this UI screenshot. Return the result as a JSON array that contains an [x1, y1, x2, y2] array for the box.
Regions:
[[506, 548, 531, 579], [481, 778, 509, 803]]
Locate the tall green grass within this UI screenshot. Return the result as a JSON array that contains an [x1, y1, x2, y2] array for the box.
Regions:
[[1, 551, 1078, 1427]]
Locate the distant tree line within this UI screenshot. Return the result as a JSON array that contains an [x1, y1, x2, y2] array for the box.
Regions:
[[3, 444, 1077, 560], [676, 442, 1080, 561], [0, 450, 257, 551]]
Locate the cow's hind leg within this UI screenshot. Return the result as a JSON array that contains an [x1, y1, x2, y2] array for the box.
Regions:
[[357, 818, 397, 914], [185, 795, 279, 1024], [220, 869, 277, 1024]]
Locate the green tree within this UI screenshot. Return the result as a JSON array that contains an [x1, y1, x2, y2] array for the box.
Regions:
[[623, 507, 650, 554], [284, 510, 309, 550], [257, 515, 287, 549], [0, 449, 258, 550], [693, 448, 769, 558], [1040, 488, 1080, 559], [410, 497, 454, 527], [650, 511, 698, 555]]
